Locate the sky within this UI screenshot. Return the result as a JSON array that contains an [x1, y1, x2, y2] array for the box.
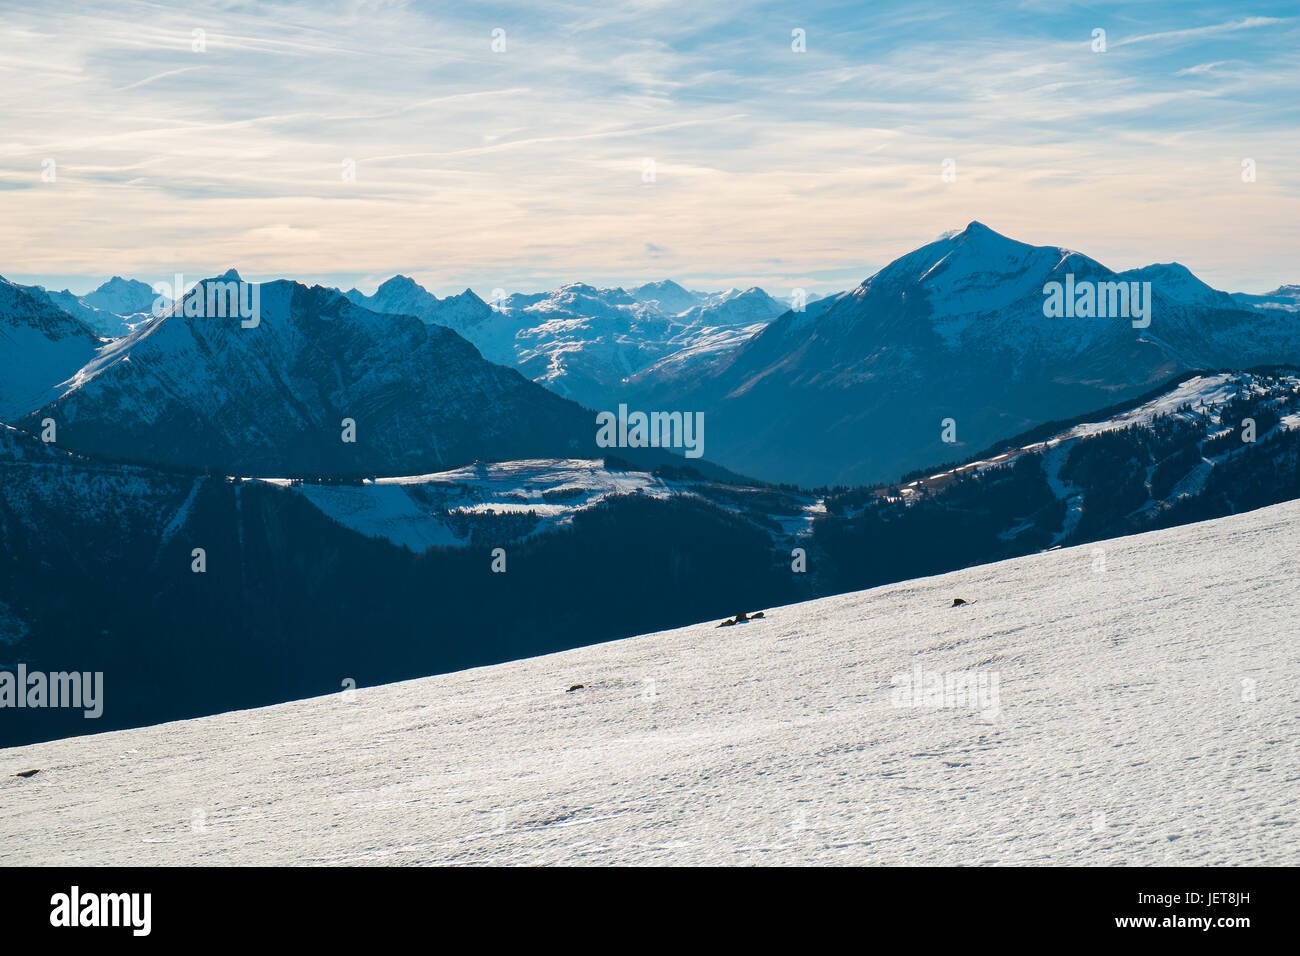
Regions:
[[1, 0, 1298, 299]]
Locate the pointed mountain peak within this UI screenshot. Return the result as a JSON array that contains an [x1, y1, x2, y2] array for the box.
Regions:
[[639, 279, 689, 293], [1135, 262, 1194, 278], [934, 221, 1004, 243], [630, 279, 702, 314], [80, 276, 163, 319], [379, 274, 423, 291], [953, 221, 1025, 249], [214, 268, 243, 283], [856, 224, 1093, 317]]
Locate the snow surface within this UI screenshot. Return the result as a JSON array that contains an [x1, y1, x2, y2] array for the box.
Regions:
[[2, 501, 1297, 865]]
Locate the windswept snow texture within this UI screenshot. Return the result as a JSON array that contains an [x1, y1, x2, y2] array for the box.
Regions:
[[3, 501, 1296, 865]]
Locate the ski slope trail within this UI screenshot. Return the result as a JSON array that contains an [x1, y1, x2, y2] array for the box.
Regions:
[[3, 501, 1297, 866]]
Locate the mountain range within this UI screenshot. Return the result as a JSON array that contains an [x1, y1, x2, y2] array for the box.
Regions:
[[11, 224, 1296, 489], [624, 222, 1300, 486], [17, 272, 609, 476], [13, 275, 162, 338], [344, 277, 791, 409]]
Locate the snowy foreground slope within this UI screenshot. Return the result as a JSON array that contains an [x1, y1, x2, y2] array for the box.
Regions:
[[3, 502, 1298, 866]]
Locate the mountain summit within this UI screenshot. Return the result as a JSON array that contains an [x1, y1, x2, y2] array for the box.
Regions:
[[627, 223, 1300, 485], [81, 276, 161, 318]]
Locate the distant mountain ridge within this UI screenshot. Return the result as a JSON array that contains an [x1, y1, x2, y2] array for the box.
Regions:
[[5, 230, 1300, 752], [10, 275, 165, 338], [344, 276, 790, 409], [1231, 284, 1300, 312], [6, 227, 1297, 487], [343, 276, 495, 341], [80, 276, 161, 317]]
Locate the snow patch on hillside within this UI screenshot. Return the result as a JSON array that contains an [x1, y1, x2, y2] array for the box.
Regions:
[[257, 460, 690, 550], [253, 459, 822, 553]]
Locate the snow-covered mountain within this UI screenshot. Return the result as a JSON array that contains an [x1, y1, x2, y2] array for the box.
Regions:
[[504, 282, 673, 406], [9, 276, 165, 338], [631, 289, 847, 389], [80, 276, 161, 320], [633, 222, 1300, 486], [504, 282, 789, 408], [9, 283, 125, 339], [630, 278, 704, 314], [343, 277, 789, 409], [683, 286, 788, 324], [21, 273, 603, 475], [4, 497, 1294, 865], [343, 276, 498, 343], [0, 278, 101, 419]]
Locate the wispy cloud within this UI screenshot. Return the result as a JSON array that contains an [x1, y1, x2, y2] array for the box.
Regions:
[[1, 0, 1297, 296], [114, 65, 201, 91], [1114, 16, 1286, 47], [1174, 61, 1227, 76]]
